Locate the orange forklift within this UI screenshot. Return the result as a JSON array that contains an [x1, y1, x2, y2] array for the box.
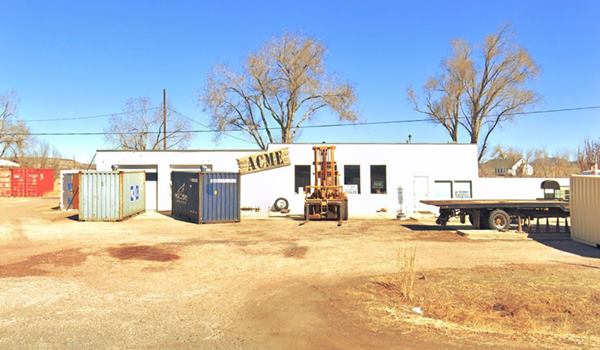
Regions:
[[304, 146, 348, 225]]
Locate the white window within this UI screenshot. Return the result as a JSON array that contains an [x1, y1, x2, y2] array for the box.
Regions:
[[433, 181, 453, 199], [454, 181, 472, 198]]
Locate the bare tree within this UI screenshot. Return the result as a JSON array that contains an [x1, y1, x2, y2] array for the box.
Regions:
[[36, 140, 50, 168], [408, 40, 471, 142], [200, 34, 357, 150], [577, 138, 600, 171], [490, 144, 524, 162], [409, 26, 540, 161], [528, 148, 576, 177], [104, 97, 192, 150], [14, 138, 49, 168], [0, 92, 30, 158], [483, 144, 577, 177]]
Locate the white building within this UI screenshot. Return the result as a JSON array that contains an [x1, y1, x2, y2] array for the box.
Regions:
[[95, 143, 480, 217]]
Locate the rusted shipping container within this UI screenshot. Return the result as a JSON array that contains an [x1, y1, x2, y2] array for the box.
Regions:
[[78, 171, 146, 221], [171, 171, 241, 224], [60, 170, 80, 210], [570, 175, 600, 247], [0, 169, 11, 197], [10, 168, 54, 197]]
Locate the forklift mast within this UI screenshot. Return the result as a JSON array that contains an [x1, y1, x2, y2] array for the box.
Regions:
[[310, 146, 344, 200], [304, 146, 348, 224]]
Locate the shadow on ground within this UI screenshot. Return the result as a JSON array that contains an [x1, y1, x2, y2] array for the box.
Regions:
[[534, 239, 600, 259], [402, 224, 471, 232]]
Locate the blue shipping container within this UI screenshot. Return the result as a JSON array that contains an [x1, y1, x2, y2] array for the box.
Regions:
[[171, 172, 240, 224]]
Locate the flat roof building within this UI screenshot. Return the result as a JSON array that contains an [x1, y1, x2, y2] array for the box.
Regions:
[[95, 143, 479, 217]]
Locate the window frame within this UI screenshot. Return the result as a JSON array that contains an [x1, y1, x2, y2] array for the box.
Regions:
[[453, 180, 473, 199], [433, 180, 453, 198], [343, 165, 361, 194], [294, 165, 311, 194], [370, 165, 387, 194]]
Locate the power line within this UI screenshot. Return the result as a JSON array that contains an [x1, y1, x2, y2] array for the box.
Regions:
[[167, 107, 255, 144], [21, 107, 162, 122], [502, 105, 600, 115], [19, 104, 600, 124], [5, 105, 600, 136]]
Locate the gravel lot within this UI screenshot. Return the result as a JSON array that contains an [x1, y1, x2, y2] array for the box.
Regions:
[[1, 197, 599, 349]]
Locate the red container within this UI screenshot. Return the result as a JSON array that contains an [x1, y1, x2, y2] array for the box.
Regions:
[[10, 168, 55, 197]]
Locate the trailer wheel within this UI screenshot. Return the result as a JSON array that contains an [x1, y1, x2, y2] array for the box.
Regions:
[[488, 209, 510, 231], [273, 197, 289, 211], [468, 214, 478, 228], [468, 211, 489, 229]]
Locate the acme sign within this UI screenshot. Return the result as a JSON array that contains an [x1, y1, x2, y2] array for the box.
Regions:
[[237, 148, 291, 175]]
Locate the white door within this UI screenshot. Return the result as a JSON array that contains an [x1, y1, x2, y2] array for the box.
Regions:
[[413, 176, 430, 212], [145, 172, 158, 211]]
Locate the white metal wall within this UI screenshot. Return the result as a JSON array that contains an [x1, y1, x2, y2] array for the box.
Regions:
[[570, 175, 600, 247]]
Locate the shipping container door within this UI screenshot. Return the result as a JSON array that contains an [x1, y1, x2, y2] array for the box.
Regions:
[[203, 173, 240, 222], [114, 165, 157, 210], [61, 173, 79, 210], [171, 172, 201, 223], [62, 173, 73, 209], [11, 169, 39, 197], [39, 169, 55, 195]]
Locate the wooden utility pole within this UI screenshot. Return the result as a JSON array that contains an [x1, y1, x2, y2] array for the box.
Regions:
[[163, 88, 167, 150]]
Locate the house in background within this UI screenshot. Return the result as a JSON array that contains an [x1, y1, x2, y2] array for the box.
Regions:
[[582, 163, 600, 175], [483, 158, 533, 177]]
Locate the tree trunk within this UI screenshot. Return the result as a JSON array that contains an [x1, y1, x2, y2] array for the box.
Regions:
[[452, 127, 459, 142]]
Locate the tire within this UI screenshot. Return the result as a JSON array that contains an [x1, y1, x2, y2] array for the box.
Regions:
[[273, 197, 289, 211], [468, 214, 477, 228], [469, 211, 490, 229], [343, 201, 348, 220], [488, 209, 510, 231]]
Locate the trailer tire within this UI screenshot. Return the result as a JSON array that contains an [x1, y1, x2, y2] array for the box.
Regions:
[[488, 209, 510, 231], [273, 197, 289, 211], [468, 214, 478, 229], [468, 211, 489, 229]]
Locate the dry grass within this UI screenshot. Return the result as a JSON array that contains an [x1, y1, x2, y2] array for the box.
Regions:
[[342, 264, 600, 349], [396, 247, 416, 302]]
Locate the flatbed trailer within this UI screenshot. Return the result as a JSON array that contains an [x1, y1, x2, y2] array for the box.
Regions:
[[421, 199, 570, 231]]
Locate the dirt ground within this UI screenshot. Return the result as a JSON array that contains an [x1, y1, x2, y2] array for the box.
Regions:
[[1, 198, 599, 349]]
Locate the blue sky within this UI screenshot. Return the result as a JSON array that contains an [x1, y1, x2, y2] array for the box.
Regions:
[[1, 0, 599, 163]]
